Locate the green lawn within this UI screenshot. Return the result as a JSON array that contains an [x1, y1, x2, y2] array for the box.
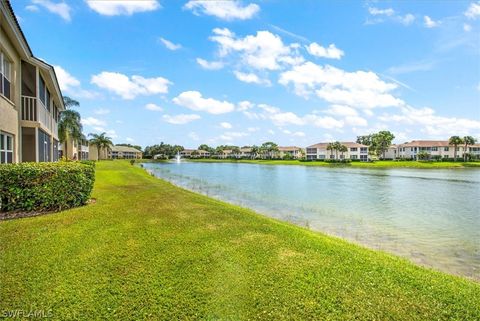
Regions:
[[189, 158, 480, 168], [1, 161, 479, 320]]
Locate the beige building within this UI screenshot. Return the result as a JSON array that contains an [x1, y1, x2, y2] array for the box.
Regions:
[[306, 142, 369, 161], [88, 145, 109, 161], [180, 149, 210, 158], [59, 136, 89, 160], [395, 140, 480, 160], [1, 1, 65, 163], [109, 145, 142, 159], [278, 146, 304, 159]]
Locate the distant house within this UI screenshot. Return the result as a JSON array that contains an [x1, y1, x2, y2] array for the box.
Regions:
[[180, 149, 210, 158], [109, 145, 142, 159], [59, 135, 89, 160], [278, 146, 304, 159], [306, 142, 369, 161]]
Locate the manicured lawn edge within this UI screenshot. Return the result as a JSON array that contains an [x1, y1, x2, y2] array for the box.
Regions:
[[0, 160, 478, 320]]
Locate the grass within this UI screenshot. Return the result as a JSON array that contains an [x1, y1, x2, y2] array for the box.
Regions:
[[0, 161, 479, 320], [188, 158, 480, 168]]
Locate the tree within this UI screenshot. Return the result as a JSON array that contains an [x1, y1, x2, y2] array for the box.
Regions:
[[58, 109, 82, 160], [116, 143, 142, 152], [63, 96, 79, 109], [373, 131, 395, 159], [198, 144, 215, 154], [89, 132, 113, 160], [417, 151, 430, 161], [463, 136, 476, 162], [261, 142, 279, 159], [231, 146, 241, 158], [449, 136, 463, 162], [327, 142, 336, 160], [250, 145, 259, 159], [191, 150, 199, 158], [338, 144, 348, 159]]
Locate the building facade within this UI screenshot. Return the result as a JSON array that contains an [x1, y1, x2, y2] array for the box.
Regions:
[[109, 145, 142, 159], [278, 146, 304, 159], [395, 140, 480, 160], [0, 1, 64, 163], [306, 142, 369, 161]]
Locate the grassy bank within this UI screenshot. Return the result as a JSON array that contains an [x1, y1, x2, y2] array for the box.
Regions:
[[1, 161, 478, 320], [188, 158, 480, 168]]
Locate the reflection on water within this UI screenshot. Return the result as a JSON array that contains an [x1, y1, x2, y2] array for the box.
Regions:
[[143, 162, 480, 280]]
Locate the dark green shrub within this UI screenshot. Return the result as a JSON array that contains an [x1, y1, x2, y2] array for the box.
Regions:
[[0, 162, 95, 212]]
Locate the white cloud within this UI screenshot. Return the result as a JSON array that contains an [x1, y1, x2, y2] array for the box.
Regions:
[[145, 103, 163, 111], [184, 0, 260, 21], [378, 105, 480, 137], [368, 7, 395, 16], [292, 131, 305, 137], [258, 104, 305, 126], [233, 71, 271, 85], [247, 127, 259, 132], [159, 37, 182, 50], [464, 23, 472, 32], [279, 62, 403, 109], [387, 60, 437, 75], [86, 0, 160, 16], [94, 108, 110, 115], [163, 114, 201, 125], [32, 0, 71, 21], [188, 132, 200, 141], [82, 117, 106, 127], [54, 65, 99, 99], [306, 42, 344, 59], [323, 105, 358, 117], [172, 91, 235, 114], [399, 14, 415, 26], [304, 115, 344, 129], [91, 72, 171, 99], [125, 137, 135, 143], [54, 65, 80, 91], [424, 16, 439, 28], [196, 58, 224, 70], [220, 122, 233, 129], [25, 5, 39, 12], [465, 1, 480, 19], [209, 28, 302, 71], [237, 100, 254, 111]]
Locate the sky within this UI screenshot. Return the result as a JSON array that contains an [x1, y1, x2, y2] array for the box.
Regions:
[[11, 0, 480, 148]]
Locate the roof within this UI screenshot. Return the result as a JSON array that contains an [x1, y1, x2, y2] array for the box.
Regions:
[[306, 142, 368, 149], [399, 140, 451, 147], [111, 146, 142, 153], [240, 147, 252, 152], [278, 146, 302, 151]]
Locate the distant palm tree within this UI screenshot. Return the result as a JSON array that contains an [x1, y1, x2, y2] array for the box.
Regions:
[[250, 145, 259, 159], [327, 142, 335, 160], [463, 136, 476, 162], [89, 132, 113, 160], [63, 96, 79, 109], [58, 109, 82, 160], [338, 144, 348, 160], [449, 136, 463, 162]]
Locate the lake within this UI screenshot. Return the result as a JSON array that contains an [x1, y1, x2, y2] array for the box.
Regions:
[[143, 161, 480, 280]]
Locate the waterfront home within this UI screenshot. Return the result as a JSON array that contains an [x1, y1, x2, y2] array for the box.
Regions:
[[384, 145, 398, 159], [88, 145, 109, 161], [278, 146, 304, 159], [58, 135, 89, 160], [239, 147, 252, 158], [109, 145, 142, 159], [306, 142, 369, 161], [0, 1, 64, 163], [396, 140, 480, 160], [180, 149, 210, 158]]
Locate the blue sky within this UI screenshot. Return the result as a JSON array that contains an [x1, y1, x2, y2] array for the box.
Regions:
[[12, 0, 480, 148]]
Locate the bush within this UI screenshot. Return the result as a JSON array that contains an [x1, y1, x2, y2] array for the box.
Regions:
[[130, 159, 135, 165], [0, 162, 95, 213]]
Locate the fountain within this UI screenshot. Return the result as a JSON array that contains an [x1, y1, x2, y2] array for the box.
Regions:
[[175, 151, 181, 163]]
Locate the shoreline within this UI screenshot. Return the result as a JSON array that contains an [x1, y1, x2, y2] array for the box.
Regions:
[[1, 161, 479, 320]]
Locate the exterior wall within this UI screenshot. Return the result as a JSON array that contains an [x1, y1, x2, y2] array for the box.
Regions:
[[306, 146, 368, 161], [397, 145, 466, 159], [88, 145, 109, 161], [0, 22, 21, 163]]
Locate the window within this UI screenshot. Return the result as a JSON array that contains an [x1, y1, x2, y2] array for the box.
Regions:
[[1, 132, 14, 163], [351, 155, 357, 159], [39, 76, 47, 106], [330, 154, 335, 159], [0, 51, 12, 100], [432, 147, 438, 151], [360, 147, 367, 153], [350, 147, 357, 152], [306, 148, 317, 154], [444, 147, 449, 151]]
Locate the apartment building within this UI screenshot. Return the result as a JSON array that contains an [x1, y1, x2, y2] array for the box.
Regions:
[[306, 142, 369, 161], [58, 136, 89, 160], [179, 149, 210, 158], [109, 145, 142, 159], [395, 140, 480, 160], [278, 146, 304, 159], [0, 1, 64, 163]]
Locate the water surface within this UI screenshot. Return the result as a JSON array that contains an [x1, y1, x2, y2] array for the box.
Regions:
[[143, 162, 480, 280]]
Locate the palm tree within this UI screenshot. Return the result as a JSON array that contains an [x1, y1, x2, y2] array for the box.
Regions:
[[339, 144, 348, 160], [58, 109, 82, 160], [63, 96, 80, 109], [89, 132, 113, 160], [463, 136, 476, 162], [327, 142, 335, 160], [250, 145, 259, 159], [449, 136, 463, 162]]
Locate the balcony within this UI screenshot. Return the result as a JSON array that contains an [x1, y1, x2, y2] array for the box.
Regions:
[[21, 95, 58, 137]]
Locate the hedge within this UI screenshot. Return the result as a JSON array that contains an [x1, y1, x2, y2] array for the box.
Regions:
[[0, 162, 95, 212]]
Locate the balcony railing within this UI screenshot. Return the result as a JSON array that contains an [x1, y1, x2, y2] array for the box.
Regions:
[[21, 95, 58, 136]]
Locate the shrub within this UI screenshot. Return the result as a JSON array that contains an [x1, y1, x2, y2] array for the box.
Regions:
[[130, 159, 135, 165], [0, 162, 95, 213]]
